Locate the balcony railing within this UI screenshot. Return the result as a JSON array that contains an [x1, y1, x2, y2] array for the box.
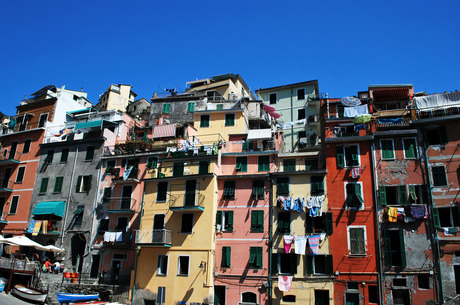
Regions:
[[416, 106, 460, 120], [103, 197, 137, 211], [169, 193, 205, 211], [112, 168, 140, 183], [0, 179, 14, 191], [0, 150, 22, 163], [1, 121, 45, 135], [0, 256, 39, 273], [103, 230, 134, 245], [135, 229, 172, 246]]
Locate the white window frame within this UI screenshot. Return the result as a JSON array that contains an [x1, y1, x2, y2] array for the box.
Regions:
[[344, 181, 365, 210], [38, 113, 49, 128], [342, 144, 361, 167], [431, 164, 448, 187], [15, 166, 26, 183], [9, 195, 19, 215], [177, 255, 190, 276], [222, 211, 232, 232], [241, 291, 258, 304], [297, 88, 306, 101], [157, 254, 169, 276], [312, 255, 328, 275], [22, 138, 32, 154], [347, 225, 367, 256], [402, 137, 418, 159], [76, 175, 91, 193], [269, 92, 277, 105], [380, 139, 395, 160], [180, 213, 194, 234]]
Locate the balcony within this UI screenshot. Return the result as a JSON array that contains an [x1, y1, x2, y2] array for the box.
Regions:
[[1, 121, 45, 136], [135, 229, 172, 247], [112, 168, 140, 184], [0, 150, 21, 165], [27, 219, 62, 235], [103, 230, 134, 247], [416, 106, 460, 120], [103, 197, 137, 214], [0, 256, 38, 273], [307, 114, 320, 125], [169, 193, 205, 212], [0, 179, 13, 192]]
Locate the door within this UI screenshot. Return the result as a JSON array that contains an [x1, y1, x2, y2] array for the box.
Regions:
[[153, 214, 166, 243], [2, 168, 12, 188], [121, 185, 133, 209], [9, 142, 17, 160], [214, 286, 226, 305], [0, 197, 5, 218], [90, 254, 101, 278], [110, 260, 121, 283], [185, 180, 196, 206]]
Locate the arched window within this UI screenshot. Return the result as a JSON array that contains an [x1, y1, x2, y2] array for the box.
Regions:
[[242, 292, 257, 303]]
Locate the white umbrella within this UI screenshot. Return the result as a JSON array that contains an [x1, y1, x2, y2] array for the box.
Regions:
[[42, 245, 65, 253], [2, 236, 49, 251]]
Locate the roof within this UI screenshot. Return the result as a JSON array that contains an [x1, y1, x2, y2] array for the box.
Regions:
[[256, 80, 319, 93], [31, 85, 56, 97], [369, 84, 413, 88]]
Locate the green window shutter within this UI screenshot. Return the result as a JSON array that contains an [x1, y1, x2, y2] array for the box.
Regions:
[[351, 146, 359, 163], [408, 185, 417, 201], [187, 102, 195, 112], [290, 254, 297, 274], [326, 212, 333, 235], [227, 211, 233, 231], [399, 230, 406, 267], [283, 160, 296, 172], [200, 115, 210, 128], [162, 103, 170, 114], [85, 175, 92, 192], [252, 180, 265, 200], [216, 211, 222, 227], [147, 157, 158, 169], [121, 159, 127, 168], [306, 255, 314, 275], [432, 208, 440, 229], [85, 146, 95, 161], [381, 140, 394, 159], [216, 104, 223, 110], [336, 145, 345, 168], [199, 161, 209, 175], [404, 139, 416, 158], [258, 156, 270, 172], [249, 247, 256, 265], [384, 229, 392, 267], [54, 177, 63, 193], [222, 247, 231, 267], [306, 216, 314, 234], [277, 177, 289, 196], [398, 186, 407, 205], [354, 183, 364, 204], [256, 247, 263, 268], [173, 162, 184, 177], [223, 181, 235, 199], [350, 228, 358, 254], [60, 149, 69, 162], [239, 158, 248, 172], [76, 176, 82, 192], [251, 211, 264, 232], [40, 178, 49, 194], [103, 187, 112, 201], [325, 255, 334, 275], [271, 254, 278, 274], [379, 185, 387, 206], [225, 114, 235, 126]]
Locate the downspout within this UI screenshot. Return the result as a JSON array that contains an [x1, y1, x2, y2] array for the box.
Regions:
[[268, 174, 273, 305], [422, 145, 444, 303], [290, 88, 294, 152], [370, 141, 385, 305], [61, 142, 79, 246], [131, 177, 146, 304]]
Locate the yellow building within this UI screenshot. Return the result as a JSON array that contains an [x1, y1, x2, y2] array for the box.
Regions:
[[98, 84, 137, 112]]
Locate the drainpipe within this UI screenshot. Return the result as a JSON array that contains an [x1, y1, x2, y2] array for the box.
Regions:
[[131, 177, 146, 304], [422, 145, 444, 303], [290, 88, 294, 152], [61, 142, 79, 246], [268, 174, 273, 305], [370, 141, 385, 305]]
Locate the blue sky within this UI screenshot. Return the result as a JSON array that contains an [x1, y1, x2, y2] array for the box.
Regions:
[[0, 0, 458, 116]]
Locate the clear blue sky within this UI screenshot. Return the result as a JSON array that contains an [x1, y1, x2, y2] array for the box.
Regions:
[[1, 1, 458, 116]]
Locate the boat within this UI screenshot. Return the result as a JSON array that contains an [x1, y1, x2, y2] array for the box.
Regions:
[[57, 292, 100, 304], [11, 284, 48, 303], [0, 277, 8, 292], [70, 302, 107, 305]]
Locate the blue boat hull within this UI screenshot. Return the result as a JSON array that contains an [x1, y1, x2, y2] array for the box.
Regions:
[[57, 292, 99, 303]]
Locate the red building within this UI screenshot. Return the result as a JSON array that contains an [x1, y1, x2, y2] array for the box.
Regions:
[[323, 97, 379, 304]]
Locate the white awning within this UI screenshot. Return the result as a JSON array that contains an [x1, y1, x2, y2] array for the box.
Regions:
[[247, 129, 272, 140], [414, 91, 460, 110]]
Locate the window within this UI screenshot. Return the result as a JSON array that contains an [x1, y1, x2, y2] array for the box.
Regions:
[[248, 247, 262, 269], [336, 145, 359, 168], [216, 104, 224, 110], [455, 265, 460, 294], [85, 146, 95, 161], [407, 185, 428, 204], [162, 103, 171, 114], [403, 138, 417, 159], [348, 227, 366, 255], [44, 150, 54, 163], [392, 289, 410, 305], [177, 256, 189, 276], [115, 217, 128, 231], [345, 183, 364, 209], [38, 113, 48, 128], [368, 285, 379, 303], [311, 176, 324, 195], [381, 139, 395, 160], [156, 182, 168, 202], [269, 93, 277, 105], [216, 211, 233, 232], [223, 181, 235, 200], [306, 255, 333, 275], [76, 175, 92, 193], [378, 185, 407, 206], [426, 126, 448, 146], [199, 160, 209, 174], [278, 212, 291, 234], [157, 287, 166, 305], [314, 290, 329, 305], [157, 255, 168, 275], [60, 149, 69, 163], [305, 158, 318, 170], [225, 113, 235, 126], [251, 210, 264, 232], [418, 275, 431, 289], [173, 162, 184, 177], [184, 180, 196, 207], [242, 292, 257, 303], [252, 180, 265, 200], [9, 196, 19, 214], [39, 177, 49, 194], [433, 206, 460, 228], [282, 295, 296, 302], [181, 213, 193, 234], [15, 167, 25, 183], [97, 219, 109, 235], [74, 205, 84, 226], [200, 115, 210, 128], [187, 102, 195, 112], [258, 155, 270, 172], [277, 177, 289, 196], [235, 157, 247, 172], [384, 229, 406, 267], [53, 176, 64, 193], [431, 166, 447, 186], [22, 139, 31, 154], [221, 247, 231, 267], [283, 159, 296, 172], [278, 253, 297, 274], [306, 212, 333, 235], [298, 108, 306, 120], [147, 157, 158, 169], [242, 140, 253, 151], [297, 88, 306, 100]]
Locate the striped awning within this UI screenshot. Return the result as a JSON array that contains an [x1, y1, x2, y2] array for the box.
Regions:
[[377, 109, 408, 117], [373, 88, 410, 102], [247, 129, 272, 140], [152, 124, 176, 138]]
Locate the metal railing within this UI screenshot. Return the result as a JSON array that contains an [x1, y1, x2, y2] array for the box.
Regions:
[[135, 229, 172, 245], [112, 168, 140, 181], [0, 256, 39, 272], [0, 150, 22, 161], [103, 197, 137, 210], [169, 193, 205, 210], [416, 106, 460, 119], [0, 179, 14, 190], [1, 121, 45, 135]]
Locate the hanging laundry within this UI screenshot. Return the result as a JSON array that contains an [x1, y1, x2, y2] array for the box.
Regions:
[[308, 235, 320, 255], [294, 236, 307, 255], [351, 167, 362, 178], [388, 207, 398, 222], [319, 232, 327, 242], [283, 236, 295, 253], [284, 197, 292, 211], [292, 198, 303, 212], [354, 124, 366, 132], [277, 197, 285, 209], [123, 166, 134, 180], [193, 147, 199, 155], [309, 207, 322, 217], [397, 208, 405, 221], [278, 276, 293, 292], [378, 118, 402, 124], [305, 196, 312, 209], [410, 206, 426, 219], [344, 105, 369, 118]]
